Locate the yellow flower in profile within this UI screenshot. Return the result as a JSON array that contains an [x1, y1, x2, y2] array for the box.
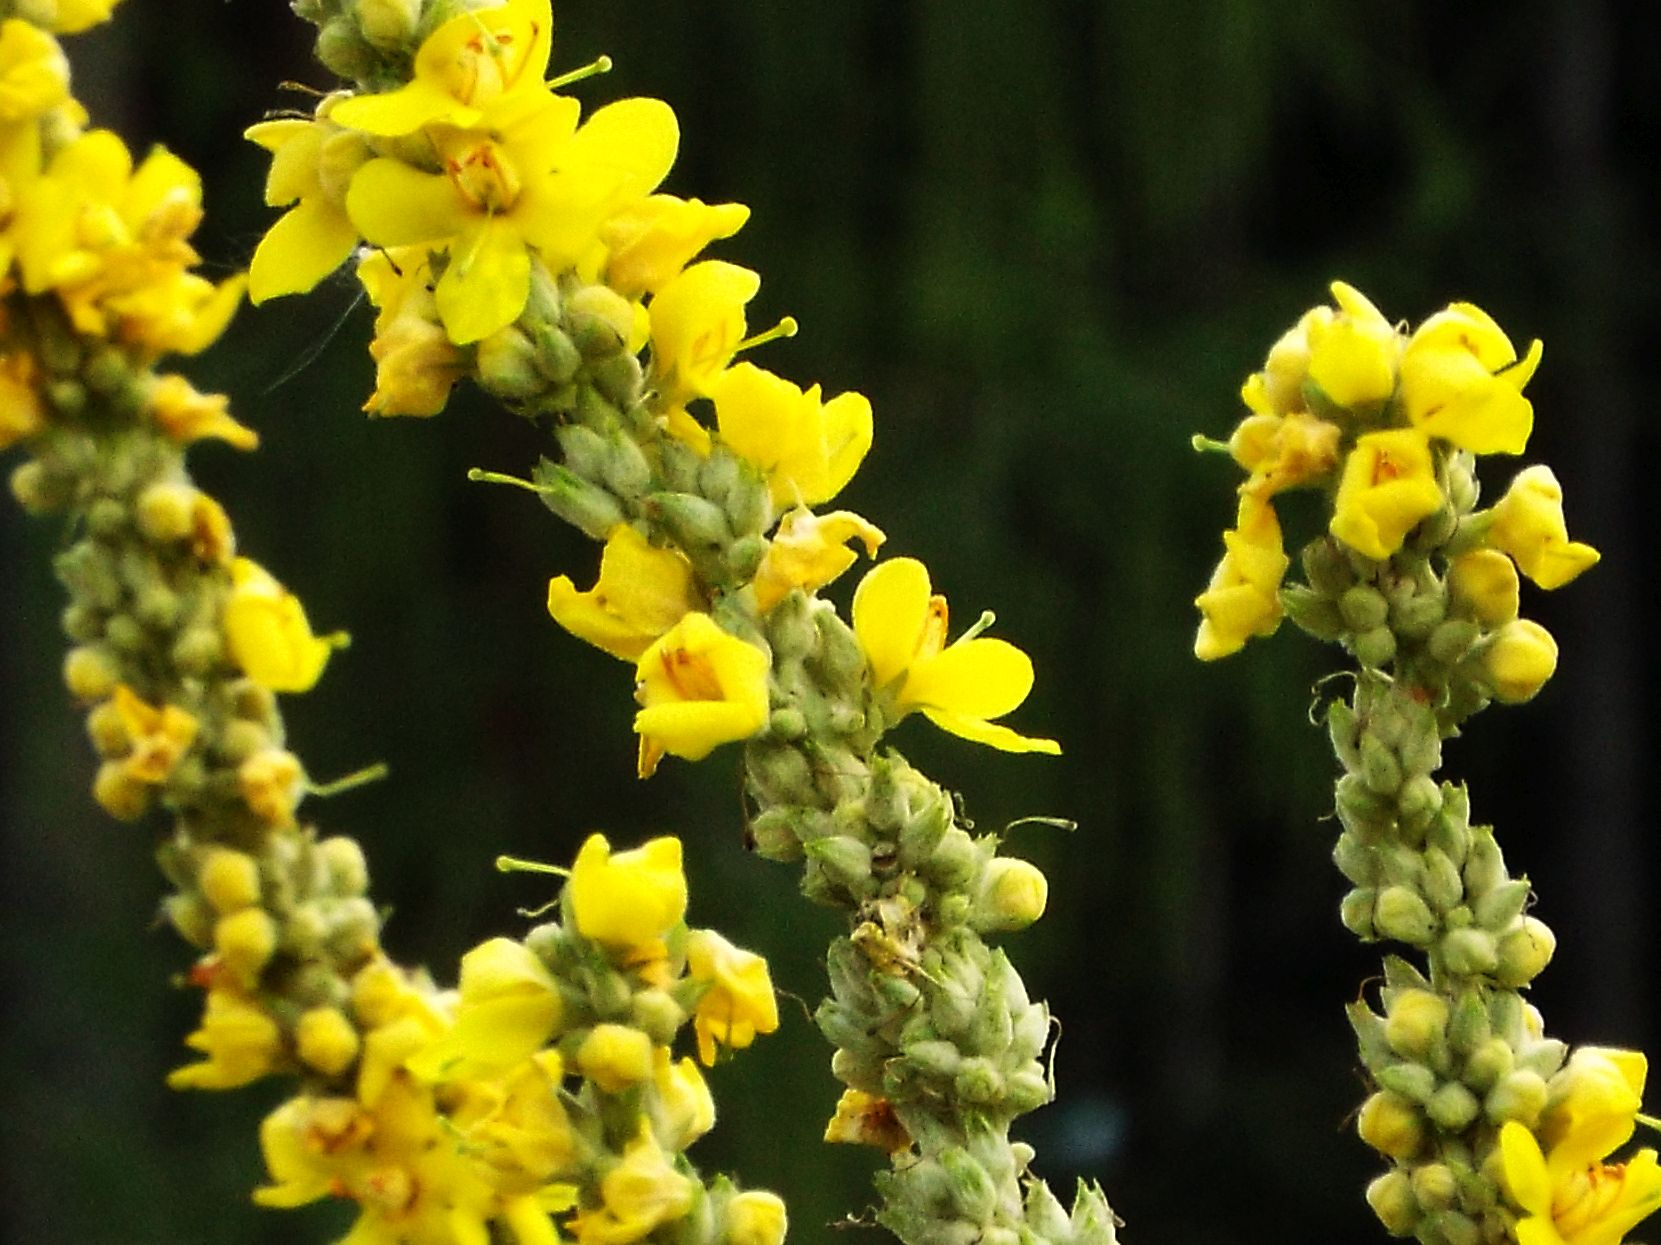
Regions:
[[567, 833, 688, 952], [1488, 465, 1600, 590], [110, 683, 198, 784], [1193, 492, 1289, 661], [1329, 428, 1444, 560], [547, 525, 702, 661], [852, 557, 1059, 754], [167, 988, 283, 1089], [0, 351, 44, 451], [647, 259, 761, 407], [243, 111, 368, 302], [647, 1047, 715, 1150], [347, 94, 678, 344], [601, 195, 751, 298], [328, 0, 553, 136], [222, 556, 341, 693], [1500, 1047, 1661, 1245], [148, 374, 258, 451], [711, 362, 874, 508], [752, 507, 885, 612], [1304, 280, 1400, 410], [407, 937, 563, 1083], [1229, 409, 1341, 498], [685, 929, 779, 1066], [1401, 301, 1542, 455], [569, 1123, 695, 1245], [633, 612, 770, 777]]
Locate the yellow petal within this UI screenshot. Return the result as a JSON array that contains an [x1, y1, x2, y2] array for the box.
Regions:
[[851, 557, 931, 690], [633, 700, 766, 763], [1500, 1121, 1554, 1219], [903, 636, 1033, 721], [816, 390, 875, 504], [330, 77, 465, 136], [248, 200, 359, 303], [565, 97, 681, 206], [921, 709, 1061, 755], [436, 217, 531, 344], [346, 156, 465, 248]]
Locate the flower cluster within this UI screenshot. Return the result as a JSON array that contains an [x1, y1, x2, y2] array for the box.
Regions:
[[1195, 281, 1595, 713]]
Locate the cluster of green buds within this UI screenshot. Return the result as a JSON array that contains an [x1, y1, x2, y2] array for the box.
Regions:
[[257, 1, 1120, 1242], [1196, 282, 1660, 1245]]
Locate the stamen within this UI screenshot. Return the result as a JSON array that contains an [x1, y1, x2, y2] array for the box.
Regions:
[[1638, 1112, 1661, 1133], [308, 761, 390, 798], [467, 467, 553, 494], [548, 54, 614, 90], [495, 854, 571, 878], [957, 609, 997, 643], [735, 315, 799, 356]]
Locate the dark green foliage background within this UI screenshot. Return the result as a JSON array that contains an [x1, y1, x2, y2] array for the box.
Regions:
[[3, 2, 1658, 1241]]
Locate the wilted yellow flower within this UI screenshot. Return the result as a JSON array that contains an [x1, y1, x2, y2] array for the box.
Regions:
[[167, 987, 283, 1089], [110, 683, 197, 784], [1229, 409, 1342, 497], [1329, 428, 1444, 560], [633, 612, 770, 777], [222, 557, 339, 693], [547, 524, 701, 661], [243, 111, 368, 302], [569, 1123, 695, 1245], [567, 833, 688, 953], [1241, 305, 1326, 418], [853, 557, 1058, 753], [1304, 280, 1400, 410], [1401, 301, 1541, 455], [1448, 548, 1521, 627], [347, 94, 677, 344], [1488, 465, 1600, 590], [602, 194, 750, 298], [1483, 618, 1558, 704], [647, 259, 760, 407], [752, 507, 885, 612], [1193, 492, 1289, 661], [685, 929, 779, 1065], [711, 362, 874, 508], [1500, 1048, 1661, 1245], [357, 248, 466, 417], [824, 1088, 911, 1152], [329, 0, 553, 136], [238, 747, 304, 825], [147, 373, 258, 450]]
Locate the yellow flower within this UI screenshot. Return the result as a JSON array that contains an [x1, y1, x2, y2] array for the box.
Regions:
[[567, 833, 688, 952], [238, 748, 304, 825], [347, 94, 678, 344], [710, 362, 874, 508], [685, 929, 779, 1066], [357, 247, 467, 417], [408, 937, 564, 1084], [569, 1124, 695, 1245], [458, 1051, 578, 1191], [295, 1006, 361, 1078], [1447, 548, 1521, 627], [1304, 280, 1400, 410], [1241, 305, 1326, 418], [724, 1191, 788, 1245], [1483, 618, 1558, 704], [35, 0, 123, 34], [147, 373, 258, 450], [167, 988, 283, 1089], [647, 259, 760, 407], [1488, 465, 1600, 590], [633, 612, 770, 777], [1193, 491, 1289, 660], [852, 557, 1059, 754], [1329, 428, 1444, 560], [244, 110, 368, 302], [0, 350, 44, 451], [547, 524, 702, 661], [329, 0, 554, 136], [222, 556, 340, 693], [823, 1088, 911, 1153], [1500, 1047, 1661, 1245], [1229, 409, 1341, 497], [110, 683, 198, 784], [576, 1023, 654, 1092], [601, 194, 751, 298], [1401, 301, 1542, 455], [752, 507, 885, 612], [647, 1047, 715, 1150], [0, 19, 77, 126]]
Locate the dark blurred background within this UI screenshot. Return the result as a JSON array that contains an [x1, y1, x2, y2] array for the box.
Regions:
[[3, 2, 1659, 1241]]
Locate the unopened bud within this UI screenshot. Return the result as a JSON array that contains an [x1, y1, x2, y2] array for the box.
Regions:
[[1461, 828, 1505, 897], [646, 491, 733, 553], [1473, 879, 1531, 930], [1481, 619, 1557, 703], [1384, 989, 1448, 1059], [135, 482, 199, 544], [805, 835, 873, 891], [1366, 1169, 1419, 1236], [93, 760, 150, 821], [1426, 1081, 1480, 1131], [356, 0, 421, 47], [1446, 989, 1490, 1055], [940, 1147, 998, 1222], [1411, 1162, 1458, 1213], [1340, 585, 1390, 631], [1440, 927, 1499, 977], [1429, 1209, 1481, 1245], [1374, 886, 1437, 945], [1484, 1068, 1548, 1127], [568, 284, 636, 357], [1360, 732, 1404, 795], [926, 828, 981, 891], [63, 646, 120, 702], [296, 1005, 360, 1077], [577, 1023, 654, 1092], [199, 848, 261, 914], [1377, 1062, 1437, 1104], [1391, 592, 1446, 639], [971, 857, 1048, 932], [163, 893, 215, 947], [319, 836, 370, 897], [1358, 1090, 1424, 1160], [476, 326, 546, 399], [1419, 847, 1464, 913], [1353, 624, 1398, 668], [1495, 916, 1555, 987], [1462, 1037, 1514, 1093], [1448, 550, 1520, 626], [215, 909, 278, 981], [1340, 887, 1378, 940], [724, 1191, 788, 1245]]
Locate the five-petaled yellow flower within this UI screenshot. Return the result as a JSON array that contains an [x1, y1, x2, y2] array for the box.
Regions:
[[852, 557, 1058, 754], [1401, 301, 1542, 456], [711, 362, 874, 509], [1329, 428, 1444, 561], [685, 929, 779, 1066]]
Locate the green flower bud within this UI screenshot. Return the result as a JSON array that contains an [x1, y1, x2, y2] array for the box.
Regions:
[[1024, 1183, 1071, 1242], [940, 1147, 998, 1221], [1494, 916, 1555, 987], [163, 893, 215, 947], [1461, 828, 1505, 897], [1281, 585, 1346, 641], [747, 808, 804, 862], [1333, 831, 1377, 887], [477, 326, 546, 399], [597, 429, 651, 499], [745, 742, 815, 806], [1327, 701, 1363, 771], [1419, 847, 1464, 914], [1336, 774, 1393, 834], [1004, 1071, 1052, 1114], [1462, 1038, 1514, 1094], [898, 799, 952, 871], [971, 858, 1048, 933], [1473, 879, 1531, 931], [1360, 731, 1404, 795], [1426, 1081, 1480, 1131], [1410, 1162, 1458, 1213], [63, 645, 120, 702], [1341, 887, 1378, 940], [805, 835, 874, 892], [831, 1047, 885, 1094], [1375, 886, 1437, 945], [529, 321, 583, 385], [953, 1057, 1004, 1105], [1516, 1036, 1568, 1081], [590, 352, 644, 409], [926, 829, 981, 891], [1340, 585, 1390, 631], [1358, 1090, 1424, 1160], [1366, 1169, 1419, 1236], [1384, 989, 1449, 1059], [647, 490, 734, 553], [1428, 618, 1482, 665], [905, 1039, 963, 1079], [1353, 624, 1398, 668], [1392, 591, 1446, 639], [1428, 1209, 1481, 1245], [1439, 927, 1498, 977], [171, 627, 223, 677], [1378, 1062, 1438, 1104], [1484, 1067, 1548, 1128], [725, 534, 768, 581], [532, 462, 625, 540], [319, 836, 369, 897], [1446, 989, 1490, 1056], [103, 614, 145, 656], [555, 423, 609, 477]]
